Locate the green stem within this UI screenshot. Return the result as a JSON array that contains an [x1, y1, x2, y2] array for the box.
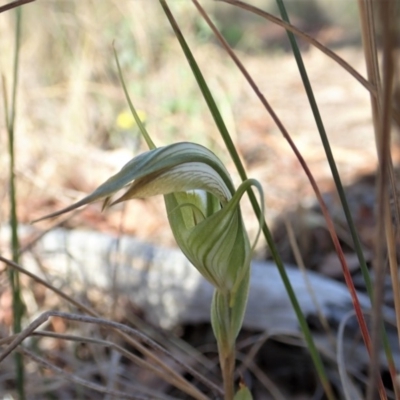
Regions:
[[219, 346, 235, 400], [212, 290, 236, 399], [7, 6, 25, 399]]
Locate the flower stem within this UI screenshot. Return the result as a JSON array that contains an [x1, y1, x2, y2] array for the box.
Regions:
[[212, 290, 238, 399], [219, 346, 235, 400]]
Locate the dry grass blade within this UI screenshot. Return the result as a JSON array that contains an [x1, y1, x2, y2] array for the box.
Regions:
[[283, 217, 335, 348], [337, 311, 363, 400], [126, 312, 215, 372], [376, 0, 400, 349], [0, 0, 34, 14], [236, 332, 269, 379], [19, 210, 83, 255], [0, 332, 177, 398], [34, 331, 167, 384], [0, 330, 156, 374], [20, 347, 148, 400], [235, 333, 288, 400], [0, 310, 211, 399], [0, 331, 174, 399], [357, 0, 381, 117], [364, 1, 399, 399], [0, 256, 221, 399]]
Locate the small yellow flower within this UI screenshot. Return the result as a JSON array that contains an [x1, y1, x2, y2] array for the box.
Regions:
[[116, 109, 147, 130]]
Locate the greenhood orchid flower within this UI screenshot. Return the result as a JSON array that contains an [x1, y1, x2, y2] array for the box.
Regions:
[[36, 143, 258, 286], [34, 141, 263, 348]]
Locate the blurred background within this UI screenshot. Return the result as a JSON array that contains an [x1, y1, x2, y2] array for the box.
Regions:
[[0, 0, 378, 245]]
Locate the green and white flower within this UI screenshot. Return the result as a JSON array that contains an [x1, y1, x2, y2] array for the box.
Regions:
[[35, 142, 260, 298], [34, 140, 263, 398]]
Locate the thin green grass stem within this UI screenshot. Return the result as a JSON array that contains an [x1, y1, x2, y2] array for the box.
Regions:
[[113, 43, 156, 151], [275, 0, 395, 389], [5, 6, 25, 400], [161, 1, 334, 398]]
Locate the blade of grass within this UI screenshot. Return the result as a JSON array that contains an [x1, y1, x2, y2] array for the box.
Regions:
[[273, 1, 390, 399], [0, 0, 35, 14], [113, 42, 156, 151], [0, 312, 168, 400], [365, 2, 398, 399], [23, 348, 141, 399], [283, 216, 336, 348], [3, 6, 25, 399], [337, 311, 363, 400], [361, 0, 383, 395], [357, 1, 400, 398], [159, 1, 335, 398], [357, 0, 381, 124]]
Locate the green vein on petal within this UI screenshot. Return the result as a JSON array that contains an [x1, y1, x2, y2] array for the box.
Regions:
[[168, 185, 250, 293]]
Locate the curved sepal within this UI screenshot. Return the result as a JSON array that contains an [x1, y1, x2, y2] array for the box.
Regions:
[[32, 142, 234, 223]]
